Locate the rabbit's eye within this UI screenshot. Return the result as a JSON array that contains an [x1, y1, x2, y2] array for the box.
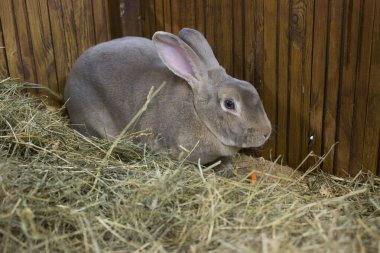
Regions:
[[224, 99, 236, 110]]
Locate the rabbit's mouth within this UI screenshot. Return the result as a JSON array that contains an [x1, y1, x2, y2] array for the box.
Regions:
[[212, 126, 271, 149], [242, 136, 268, 148], [239, 128, 271, 148]]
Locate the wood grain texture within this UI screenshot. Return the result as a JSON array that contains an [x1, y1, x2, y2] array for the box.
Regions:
[[204, 0, 216, 53], [73, 0, 96, 55], [276, 0, 289, 163], [120, 0, 142, 36], [93, 0, 111, 43], [48, 0, 68, 94], [26, 0, 58, 95], [154, 0, 165, 31], [350, 0, 376, 175], [0, 20, 9, 78], [262, 0, 278, 159], [107, 0, 122, 38], [287, 0, 310, 167], [214, 0, 233, 74], [13, 0, 37, 84], [194, 0, 205, 33], [335, 0, 362, 176], [253, 0, 264, 94], [0, 0, 24, 79], [205, 0, 233, 73], [309, 0, 328, 160], [363, 0, 380, 174], [300, 0, 314, 168], [171, 1, 196, 34], [141, 0, 156, 38], [244, 0, 255, 85], [0, 0, 113, 101], [163, 0, 171, 32], [60, 0, 79, 68], [322, 0, 344, 174], [233, 0, 244, 79]]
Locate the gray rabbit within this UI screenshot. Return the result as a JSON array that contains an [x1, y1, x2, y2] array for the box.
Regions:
[[64, 28, 271, 165]]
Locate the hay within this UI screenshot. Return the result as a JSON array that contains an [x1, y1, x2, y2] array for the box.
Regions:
[[0, 78, 379, 253]]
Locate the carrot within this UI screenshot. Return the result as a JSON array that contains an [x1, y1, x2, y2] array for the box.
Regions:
[[250, 173, 257, 184]]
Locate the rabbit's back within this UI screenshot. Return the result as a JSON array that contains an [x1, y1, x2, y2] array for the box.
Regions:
[[65, 36, 163, 97], [64, 37, 201, 144]]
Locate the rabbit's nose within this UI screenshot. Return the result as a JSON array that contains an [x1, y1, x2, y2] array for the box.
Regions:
[[262, 125, 272, 140]]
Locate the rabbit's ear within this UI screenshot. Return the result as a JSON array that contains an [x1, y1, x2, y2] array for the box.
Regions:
[[178, 28, 220, 69], [153, 32, 205, 87]]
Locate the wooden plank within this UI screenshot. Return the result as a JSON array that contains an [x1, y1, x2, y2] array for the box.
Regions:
[[276, 0, 289, 163], [363, 1, 380, 174], [92, 0, 111, 43], [300, 0, 314, 168], [163, 0, 171, 32], [244, 0, 255, 85], [233, 0, 244, 79], [248, 0, 264, 158], [121, 0, 142, 36], [26, 0, 58, 95], [244, 0, 264, 164], [205, 0, 231, 71], [148, 0, 157, 36], [349, 0, 376, 175], [309, 0, 328, 159], [214, 0, 233, 74], [287, 0, 312, 168], [107, 0, 122, 38], [0, 19, 9, 78], [253, 0, 264, 94], [204, 0, 216, 54], [0, 0, 24, 79], [60, 0, 79, 68], [194, 0, 205, 33], [73, 0, 96, 54], [378, 140, 380, 176], [140, 0, 156, 37], [262, 0, 278, 158], [13, 0, 37, 84], [335, 0, 362, 176], [170, 0, 180, 33], [322, 0, 344, 174], [171, 1, 196, 34], [48, 0, 69, 94], [140, 0, 148, 36], [154, 0, 165, 31]]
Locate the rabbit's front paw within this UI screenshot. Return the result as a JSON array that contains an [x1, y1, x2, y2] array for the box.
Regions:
[[213, 157, 235, 178]]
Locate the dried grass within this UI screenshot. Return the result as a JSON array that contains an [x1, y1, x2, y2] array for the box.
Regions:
[[0, 78, 379, 253]]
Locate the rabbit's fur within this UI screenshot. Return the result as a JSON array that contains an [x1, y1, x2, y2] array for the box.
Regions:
[[64, 28, 271, 165]]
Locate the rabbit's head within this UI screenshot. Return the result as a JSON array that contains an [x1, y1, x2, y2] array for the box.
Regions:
[[153, 28, 271, 148]]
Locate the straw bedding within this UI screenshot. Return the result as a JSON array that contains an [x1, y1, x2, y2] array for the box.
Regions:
[[0, 78, 379, 252]]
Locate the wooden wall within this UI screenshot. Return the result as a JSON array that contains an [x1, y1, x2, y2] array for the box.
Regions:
[[120, 0, 380, 176], [0, 0, 117, 99], [1, 0, 379, 176]]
